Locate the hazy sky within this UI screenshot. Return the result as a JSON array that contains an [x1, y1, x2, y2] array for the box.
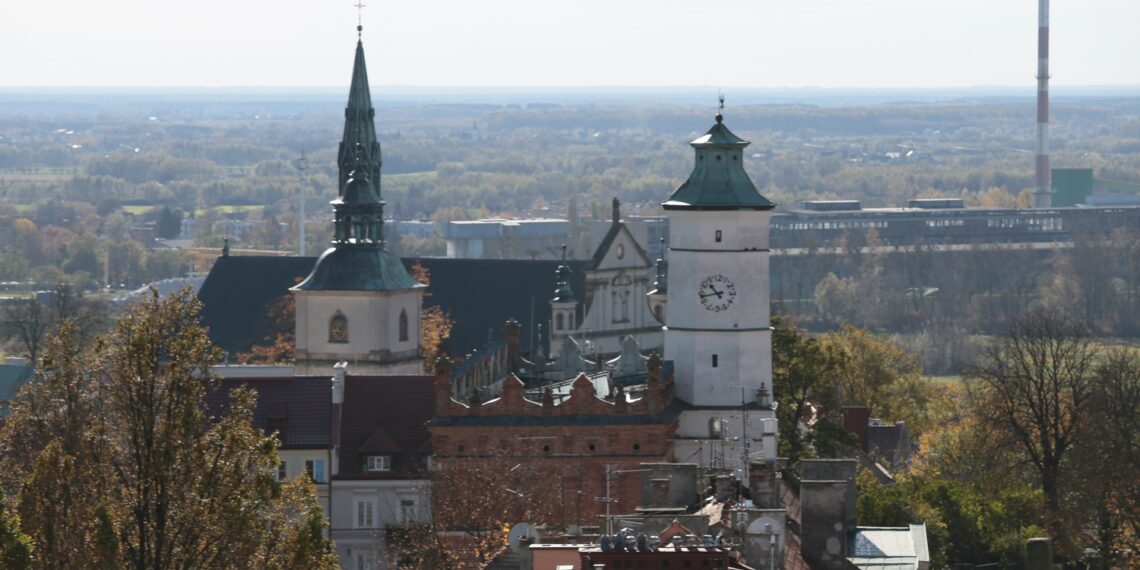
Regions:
[[3, 0, 1137, 88]]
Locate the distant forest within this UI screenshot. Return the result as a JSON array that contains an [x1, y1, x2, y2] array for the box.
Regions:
[[4, 93, 1140, 369]]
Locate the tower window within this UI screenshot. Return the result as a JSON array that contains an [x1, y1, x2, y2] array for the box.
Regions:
[[329, 312, 349, 343], [556, 312, 565, 331], [398, 309, 409, 342], [715, 230, 723, 243], [716, 154, 722, 161], [712, 354, 719, 367]]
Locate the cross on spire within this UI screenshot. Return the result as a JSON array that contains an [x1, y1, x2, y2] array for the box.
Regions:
[[355, 1, 366, 35], [716, 93, 725, 123]]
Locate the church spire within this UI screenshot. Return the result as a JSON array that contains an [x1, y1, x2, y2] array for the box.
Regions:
[[338, 33, 381, 199]]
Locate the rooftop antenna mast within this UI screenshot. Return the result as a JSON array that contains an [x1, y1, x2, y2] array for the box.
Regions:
[[294, 152, 309, 256]]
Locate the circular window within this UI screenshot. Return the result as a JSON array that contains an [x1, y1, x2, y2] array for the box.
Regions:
[[616, 244, 625, 259], [632, 443, 641, 451], [457, 444, 465, 453], [588, 443, 596, 452], [542, 445, 551, 453]]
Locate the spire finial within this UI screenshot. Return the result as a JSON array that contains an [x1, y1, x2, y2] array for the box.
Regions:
[[355, 1, 366, 36], [561, 243, 567, 262], [716, 93, 725, 124]]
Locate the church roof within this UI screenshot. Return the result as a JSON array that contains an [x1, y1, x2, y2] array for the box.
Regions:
[[292, 247, 423, 292], [197, 255, 587, 356], [663, 115, 776, 211]]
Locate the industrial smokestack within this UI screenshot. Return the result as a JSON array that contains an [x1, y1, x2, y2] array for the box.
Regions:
[[1033, 0, 1052, 208]]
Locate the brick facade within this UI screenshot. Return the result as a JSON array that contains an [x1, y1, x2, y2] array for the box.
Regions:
[[428, 355, 680, 526]]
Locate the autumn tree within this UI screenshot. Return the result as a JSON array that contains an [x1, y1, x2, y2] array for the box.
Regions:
[[0, 499, 32, 570], [238, 278, 299, 364], [0, 284, 108, 364], [771, 317, 852, 470], [410, 261, 454, 372], [0, 289, 338, 570], [388, 451, 558, 570], [821, 325, 934, 436], [965, 311, 1097, 559]]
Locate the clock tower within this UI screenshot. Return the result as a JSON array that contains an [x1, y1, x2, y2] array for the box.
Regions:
[[662, 108, 778, 469]]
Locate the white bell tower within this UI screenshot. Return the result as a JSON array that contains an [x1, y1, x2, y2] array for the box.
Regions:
[[662, 106, 778, 470]]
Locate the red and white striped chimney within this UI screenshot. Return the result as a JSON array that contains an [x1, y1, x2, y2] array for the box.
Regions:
[[1033, 0, 1052, 208]]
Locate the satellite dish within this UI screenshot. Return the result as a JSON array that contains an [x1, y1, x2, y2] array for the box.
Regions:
[[508, 522, 539, 554]]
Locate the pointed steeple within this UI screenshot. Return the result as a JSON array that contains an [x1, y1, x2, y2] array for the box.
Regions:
[[293, 32, 420, 293], [338, 38, 381, 199]]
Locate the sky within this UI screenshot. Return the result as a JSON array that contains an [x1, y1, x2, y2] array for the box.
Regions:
[[2, 0, 1138, 89]]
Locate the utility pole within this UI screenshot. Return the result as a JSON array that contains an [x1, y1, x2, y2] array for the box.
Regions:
[[596, 466, 650, 536]]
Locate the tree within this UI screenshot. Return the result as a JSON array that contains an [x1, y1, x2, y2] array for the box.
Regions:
[[0, 500, 32, 570], [0, 289, 338, 569], [410, 262, 454, 372], [155, 206, 182, 239], [1, 284, 108, 365], [238, 280, 298, 364], [965, 311, 1097, 558], [1074, 348, 1140, 568], [821, 325, 933, 436], [771, 317, 852, 470]]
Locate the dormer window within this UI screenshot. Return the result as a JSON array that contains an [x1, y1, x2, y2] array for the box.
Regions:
[[366, 455, 392, 472], [329, 312, 349, 343]]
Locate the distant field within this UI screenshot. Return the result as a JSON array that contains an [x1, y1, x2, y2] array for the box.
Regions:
[[195, 205, 265, 215], [923, 375, 963, 385]]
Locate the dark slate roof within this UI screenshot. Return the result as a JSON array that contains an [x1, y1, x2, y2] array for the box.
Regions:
[[198, 255, 587, 357], [293, 246, 424, 292], [338, 375, 435, 479], [206, 376, 332, 449], [197, 255, 316, 354], [0, 363, 34, 417], [591, 220, 650, 270]]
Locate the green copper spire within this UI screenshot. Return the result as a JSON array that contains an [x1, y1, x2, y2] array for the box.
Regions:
[[338, 37, 381, 198], [663, 109, 776, 211], [293, 31, 421, 294]]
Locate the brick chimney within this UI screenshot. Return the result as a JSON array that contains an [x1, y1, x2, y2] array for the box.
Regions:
[[433, 355, 453, 417], [504, 320, 521, 373], [799, 459, 857, 570]]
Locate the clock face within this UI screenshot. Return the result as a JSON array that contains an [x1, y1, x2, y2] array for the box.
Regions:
[[699, 274, 737, 312]]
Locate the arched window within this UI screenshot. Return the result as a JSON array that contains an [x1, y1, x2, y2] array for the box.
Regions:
[[398, 309, 409, 342], [329, 312, 349, 343], [555, 312, 565, 331]]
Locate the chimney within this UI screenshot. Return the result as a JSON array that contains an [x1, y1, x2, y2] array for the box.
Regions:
[[841, 406, 871, 452], [1033, 0, 1052, 208], [330, 362, 347, 477], [1027, 538, 1052, 570], [800, 459, 857, 570], [504, 320, 521, 373], [433, 355, 453, 417]]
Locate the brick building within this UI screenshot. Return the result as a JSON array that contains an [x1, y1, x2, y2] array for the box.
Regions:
[[428, 354, 681, 526]]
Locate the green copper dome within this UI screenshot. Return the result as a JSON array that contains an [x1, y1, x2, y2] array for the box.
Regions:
[[293, 247, 422, 291], [663, 114, 776, 211]]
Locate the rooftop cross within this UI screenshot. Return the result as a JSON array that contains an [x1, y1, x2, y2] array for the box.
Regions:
[[354, 1, 366, 35], [716, 93, 725, 124]]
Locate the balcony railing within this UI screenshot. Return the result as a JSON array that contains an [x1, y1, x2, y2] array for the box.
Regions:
[[330, 528, 385, 543]]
